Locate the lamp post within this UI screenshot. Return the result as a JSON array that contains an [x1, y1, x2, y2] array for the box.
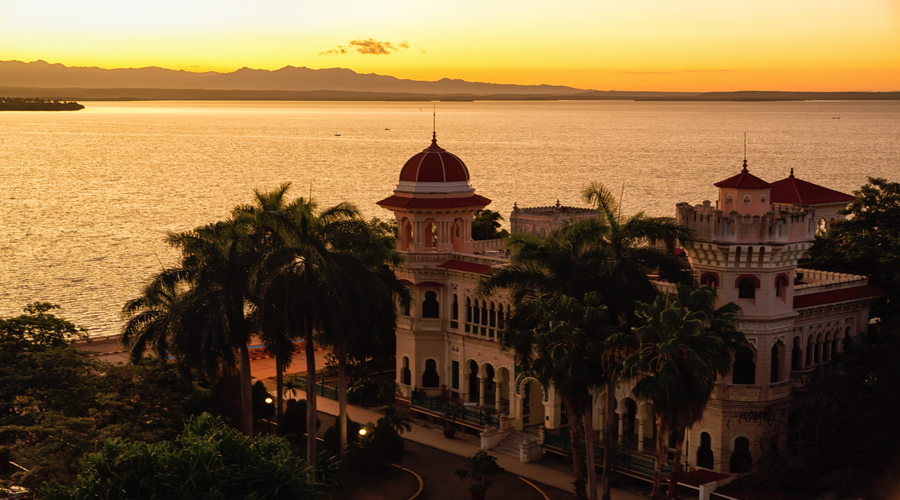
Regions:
[[265, 397, 273, 434]]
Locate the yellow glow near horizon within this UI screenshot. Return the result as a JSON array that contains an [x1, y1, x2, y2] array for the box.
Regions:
[[1, 0, 898, 91]]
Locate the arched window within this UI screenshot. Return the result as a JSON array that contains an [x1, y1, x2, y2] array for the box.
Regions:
[[734, 247, 742, 266], [466, 297, 472, 323], [701, 272, 719, 289], [481, 301, 489, 326], [697, 432, 714, 469], [497, 305, 505, 329], [422, 291, 440, 318], [489, 302, 496, 328], [401, 357, 411, 385], [473, 300, 480, 324], [791, 337, 802, 371], [452, 294, 459, 321], [824, 333, 832, 362], [758, 247, 766, 267], [775, 275, 788, 299], [733, 347, 756, 384], [422, 359, 439, 388], [806, 336, 813, 366], [814, 334, 822, 364], [770, 343, 781, 383], [730, 437, 753, 473], [738, 278, 756, 299], [746, 247, 754, 267]]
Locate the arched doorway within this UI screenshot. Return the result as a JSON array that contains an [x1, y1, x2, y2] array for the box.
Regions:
[[697, 432, 714, 469], [468, 360, 479, 403], [729, 437, 753, 473], [517, 376, 546, 428]]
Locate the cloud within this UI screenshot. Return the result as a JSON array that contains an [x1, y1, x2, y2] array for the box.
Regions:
[[319, 38, 413, 56]]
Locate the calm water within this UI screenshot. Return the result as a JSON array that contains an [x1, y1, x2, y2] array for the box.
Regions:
[[1, 100, 898, 336]]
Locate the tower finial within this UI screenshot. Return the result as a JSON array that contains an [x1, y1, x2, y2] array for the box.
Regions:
[[790, 167, 794, 178], [743, 132, 747, 162]]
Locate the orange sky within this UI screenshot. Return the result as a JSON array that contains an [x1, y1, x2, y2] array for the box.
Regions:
[[1, 0, 898, 91]]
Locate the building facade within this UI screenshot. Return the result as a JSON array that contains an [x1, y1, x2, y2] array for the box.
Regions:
[[378, 138, 882, 474]]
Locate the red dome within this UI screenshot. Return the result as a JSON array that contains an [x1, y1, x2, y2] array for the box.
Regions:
[[399, 134, 470, 183]]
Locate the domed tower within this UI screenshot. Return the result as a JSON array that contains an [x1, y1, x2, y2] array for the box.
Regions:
[[377, 134, 491, 254]]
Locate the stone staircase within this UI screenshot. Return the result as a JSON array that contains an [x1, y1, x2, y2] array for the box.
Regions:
[[493, 428, 542, 457]]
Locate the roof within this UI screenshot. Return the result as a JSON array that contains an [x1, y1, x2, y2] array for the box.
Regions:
[[714, 160, 772, 189], [793, 284, 886, 309], [770, 169, 855, 205], [436, 260, 494, 275], [376, 194, 491, 210], [677, 469, 730, 488], [398, 133, 470, 183]]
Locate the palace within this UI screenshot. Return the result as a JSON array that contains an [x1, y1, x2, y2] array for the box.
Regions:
[[376, 135, 883, 476]]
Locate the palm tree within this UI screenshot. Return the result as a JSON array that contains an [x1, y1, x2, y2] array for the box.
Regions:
[[164, 220, 260, 437], [619, 285, 743, 500], [479, 181, 692, 500], [526, 293, 614, 500]]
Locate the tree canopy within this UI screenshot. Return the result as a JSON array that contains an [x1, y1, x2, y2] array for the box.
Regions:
[[471, 209, 510, 241]]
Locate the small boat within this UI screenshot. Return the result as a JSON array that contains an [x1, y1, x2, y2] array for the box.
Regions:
[[335, 133, 341, 136]]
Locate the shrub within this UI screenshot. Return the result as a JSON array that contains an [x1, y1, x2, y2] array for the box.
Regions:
[[280, 399, 320, 437]]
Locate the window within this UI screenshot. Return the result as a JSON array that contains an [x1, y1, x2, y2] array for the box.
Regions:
[[761, 194, 767, 204], [775, 275, 788, 299], [489, 302, 496, 327], [733, 347, 756, 384], [701, 273, 719, 289], [451, 360, 460, 390], [791, 337, 802, 371], [422, 359, 439, 388], [730, 437, 753, 473], [401, 357, 411, 385], [743, 194, 752, 204], [466, 298, 472, 323], [770, 344, 781, 383], [697, 433, 714, 469], [452, 294, 459, 320], [422, 291, 439, 318], [738, 278, 756, 299], [726, 194, 733, 204]]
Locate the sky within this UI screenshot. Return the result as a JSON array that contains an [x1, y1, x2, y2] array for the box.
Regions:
[[1, 0, 898, 92]]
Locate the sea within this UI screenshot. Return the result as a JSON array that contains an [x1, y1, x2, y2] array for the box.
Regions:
[[1, 100, 898, 337]]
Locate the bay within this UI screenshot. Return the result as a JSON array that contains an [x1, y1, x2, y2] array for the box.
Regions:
[[1, 100, 898, 337]]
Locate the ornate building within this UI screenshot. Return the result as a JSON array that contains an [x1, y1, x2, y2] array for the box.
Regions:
[[378, 138, 883, 475]]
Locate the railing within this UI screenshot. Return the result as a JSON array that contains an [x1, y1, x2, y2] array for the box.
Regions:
[[794, 270, 867, 295], [543, 430, 670, 480], [409, 393, 502, 427]]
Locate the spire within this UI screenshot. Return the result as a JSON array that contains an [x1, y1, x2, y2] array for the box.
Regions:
[[790, 168, 794, 178], [742, 159, 748, 172]]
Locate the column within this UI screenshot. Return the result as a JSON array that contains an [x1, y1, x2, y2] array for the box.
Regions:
[[478, 376, 485, 407], [616, 409, 625, 444], [637, 417, 645, 452]]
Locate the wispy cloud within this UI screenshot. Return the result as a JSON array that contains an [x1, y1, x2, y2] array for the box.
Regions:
[[319, 38, 413, 56]]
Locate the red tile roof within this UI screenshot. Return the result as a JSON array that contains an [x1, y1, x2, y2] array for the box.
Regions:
[[436, 260, 494, 275], [793, 284, 886, 309], [714, 161, 772, 189], [376, 194, 491, 210], [770, 169, 855, 205], [677, 469, 730, 488]]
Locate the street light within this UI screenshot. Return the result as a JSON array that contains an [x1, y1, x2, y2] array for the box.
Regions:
[[264, 397, 274, 433]]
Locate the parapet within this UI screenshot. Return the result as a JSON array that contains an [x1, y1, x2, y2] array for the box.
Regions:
[[676, 201, 816, 245]]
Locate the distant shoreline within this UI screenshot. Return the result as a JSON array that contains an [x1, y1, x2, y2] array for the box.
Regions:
[[0, 97, 84, 110], [1, 88, 898, 103]]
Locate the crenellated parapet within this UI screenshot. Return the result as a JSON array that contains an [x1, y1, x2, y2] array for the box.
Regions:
[[677, 200, 816, 246]]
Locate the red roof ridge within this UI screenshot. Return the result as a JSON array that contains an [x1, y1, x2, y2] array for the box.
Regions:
[[714, 160, 772, 189]]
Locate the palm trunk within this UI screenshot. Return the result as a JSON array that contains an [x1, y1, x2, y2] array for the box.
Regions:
[[567, 399, 588, 500], [239, 342, 254, 437], [338, 342, 348, 458], [601, 379, 616, 500], [178, 362, 194, 395], [650, 416, 667, 500], [304, 317, 317, 469], [275, 351, 284, 426], [666, 427, 687, 500], [584, 407, 598, 500]]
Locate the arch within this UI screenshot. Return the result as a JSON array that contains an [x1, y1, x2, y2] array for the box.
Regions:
[[746, 246, 754, 267], [422, 358, 439, 388], [515, 374, 548, 427], [770, 341, 783, 383], [451, 218, 465, 252], [814, 334, 823, 364], [422, 290, 440, 318], [775, 274, 789, 300], [729, 437, 753, 473], [481, 300, 489, 326], [472, 299, 480, 325], [400, 356, 411, 385], [423, 220, 436, 249], [489, 302, 497, 328], [623, 398, 638, 436], [700, 272, 719, 289], [758, 246, 766, 267], [697, 432, 714, 469], [791, 336, 802, 371], [466, 297, 473, 323], [736, 275, 760, 299], [497, 304, 505, 329], [400, 219, 413, 251], [451, 294, 459, 321], [733, 346, 756, 384], [468, 360, 480, 403], [734, 246, 742, 266], [824, 332, 832, 362]]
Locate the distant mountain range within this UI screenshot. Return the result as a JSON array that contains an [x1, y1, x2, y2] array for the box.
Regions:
[[1, 60, 898, 101]]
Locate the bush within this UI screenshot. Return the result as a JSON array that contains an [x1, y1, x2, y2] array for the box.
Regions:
[[322, 417, 361, 455], [42, 413, 320, 500], [346, 414, 411, 470], [280, 399, 320, 437]]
